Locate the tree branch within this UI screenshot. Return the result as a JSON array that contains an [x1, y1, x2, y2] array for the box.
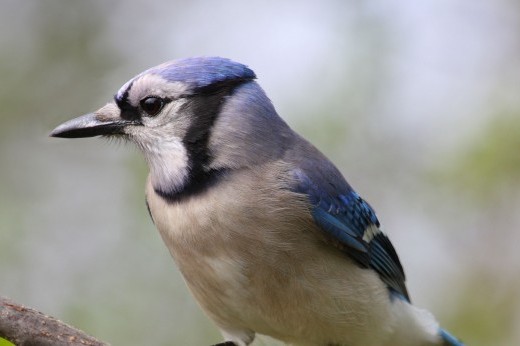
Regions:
[[0, 295, 108, 346]]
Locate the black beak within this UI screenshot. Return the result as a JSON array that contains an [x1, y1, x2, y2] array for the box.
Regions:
[[50, 113, 131, 138], [50, 101, 142, 138]]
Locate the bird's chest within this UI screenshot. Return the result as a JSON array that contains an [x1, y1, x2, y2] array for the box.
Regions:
[[145, 178, 239, 270], [145, 172, 391, 346], [144, 167, 303, 261], [144, 175, 394, 345], [144, 172, 315, 327], [146, 185, 246, 319]]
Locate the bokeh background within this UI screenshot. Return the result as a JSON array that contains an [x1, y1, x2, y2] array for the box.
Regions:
[[1, 1, 519, 345]]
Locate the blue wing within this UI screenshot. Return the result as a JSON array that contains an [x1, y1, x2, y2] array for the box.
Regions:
[[293, 169, 410, 301]]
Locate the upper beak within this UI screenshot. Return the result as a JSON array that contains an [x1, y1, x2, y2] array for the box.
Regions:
[[50, 103, 137, 138]]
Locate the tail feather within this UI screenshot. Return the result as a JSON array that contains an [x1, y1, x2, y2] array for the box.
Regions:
[[439, 328, 464, 346]]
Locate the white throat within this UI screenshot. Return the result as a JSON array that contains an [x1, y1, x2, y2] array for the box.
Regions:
[[137, 134, 190, 195]]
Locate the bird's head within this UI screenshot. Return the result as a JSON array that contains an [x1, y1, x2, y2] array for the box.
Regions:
[[51, 57, 291, 200]]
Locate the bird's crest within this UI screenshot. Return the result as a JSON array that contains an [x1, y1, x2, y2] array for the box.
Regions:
[[116, 57, 256, 102]]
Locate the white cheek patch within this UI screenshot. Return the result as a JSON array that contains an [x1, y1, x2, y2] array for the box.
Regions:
[[132, 129, 190, 195]]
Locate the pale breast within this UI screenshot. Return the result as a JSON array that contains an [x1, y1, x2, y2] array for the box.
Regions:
[[145, 164, 394, 345]]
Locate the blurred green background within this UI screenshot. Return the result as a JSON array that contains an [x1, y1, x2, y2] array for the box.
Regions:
[[1, 1, 519, 345]]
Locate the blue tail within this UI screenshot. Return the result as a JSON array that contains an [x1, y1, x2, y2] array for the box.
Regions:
[[439, 328, 464, 346]]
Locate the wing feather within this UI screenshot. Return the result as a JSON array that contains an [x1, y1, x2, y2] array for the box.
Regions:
[[293, 169, 410, 300]]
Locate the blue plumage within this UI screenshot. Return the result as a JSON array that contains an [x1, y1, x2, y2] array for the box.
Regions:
[[148, 57, 256, 92], [294, 169, 409, 300], [440, 328, 465, 346]]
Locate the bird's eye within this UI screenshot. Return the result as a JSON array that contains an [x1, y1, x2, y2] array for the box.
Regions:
[[140, 97, 164, 116]]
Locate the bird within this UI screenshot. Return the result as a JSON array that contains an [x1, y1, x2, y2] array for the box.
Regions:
[[51, 57, 464, 346]]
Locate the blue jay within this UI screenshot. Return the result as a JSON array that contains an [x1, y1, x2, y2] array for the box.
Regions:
[[51, 57, 464, 346]]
